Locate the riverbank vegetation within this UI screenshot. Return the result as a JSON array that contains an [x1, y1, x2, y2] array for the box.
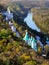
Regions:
[[31, 7, 49, 34], [0, 9, 49, 65]]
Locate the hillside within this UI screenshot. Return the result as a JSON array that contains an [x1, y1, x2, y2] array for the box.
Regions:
[[0, 7, 49, 65], [0, 0, 49, 8], [31, 7, 49, 34]]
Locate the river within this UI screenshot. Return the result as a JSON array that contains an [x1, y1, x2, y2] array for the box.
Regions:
[[24, 12, 40, 32]]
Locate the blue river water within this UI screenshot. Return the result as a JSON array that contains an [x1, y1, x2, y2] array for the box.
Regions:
[[24, 13, 40, 32]]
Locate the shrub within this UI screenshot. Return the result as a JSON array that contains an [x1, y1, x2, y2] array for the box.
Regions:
[[30, 50, 38, 60], [23, 61, 37, 65], [38, 47, 43, 55], [16, 47, 20, 52], [17, 57, 24, 65], [6, 43, 13, 51], [4, 58, 10, 65], [44, 45, 49, 52], [20, 53, 31, 61], [30, 50, 37, 56], [0, 39, 7, 45], [4, 59, 15, 65], [42, 60, 49, 65], [0, 59, 3, 65]]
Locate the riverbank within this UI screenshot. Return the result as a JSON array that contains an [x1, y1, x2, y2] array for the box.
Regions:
[[31, 7, 49, 34]]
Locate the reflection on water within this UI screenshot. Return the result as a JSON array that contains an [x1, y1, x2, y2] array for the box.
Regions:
[[24, 13, 40, 32]]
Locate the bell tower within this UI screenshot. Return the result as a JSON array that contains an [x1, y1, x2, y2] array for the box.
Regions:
[[7, 7, 10, 14]]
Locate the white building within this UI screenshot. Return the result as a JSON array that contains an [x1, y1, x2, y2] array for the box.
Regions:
[[2, 7, 13, 21], [11, 25, 16, 32]]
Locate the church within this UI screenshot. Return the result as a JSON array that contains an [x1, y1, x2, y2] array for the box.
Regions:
[[2, 7, 13, 21]]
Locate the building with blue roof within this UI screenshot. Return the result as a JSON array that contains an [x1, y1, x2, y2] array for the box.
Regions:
[[2, 7, 13, 21]]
